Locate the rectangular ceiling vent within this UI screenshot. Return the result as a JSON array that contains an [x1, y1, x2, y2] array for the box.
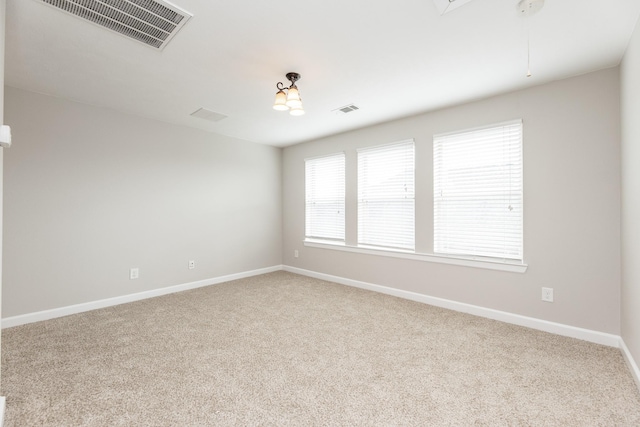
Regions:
[[333, 104, 360, 115], [40, 0, 192, 50], [190, 108, 227, 123]]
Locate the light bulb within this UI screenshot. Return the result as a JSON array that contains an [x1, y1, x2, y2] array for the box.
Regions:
[[285, 86, 301, 108], [273, 90, 289, 111], [289, 107, 305, 116]]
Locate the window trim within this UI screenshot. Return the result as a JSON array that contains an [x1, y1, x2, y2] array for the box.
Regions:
[[303, 239, 528, 273], [301, 118, 528, 274]]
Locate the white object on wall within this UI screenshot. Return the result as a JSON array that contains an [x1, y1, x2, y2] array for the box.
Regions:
[[0, 125, 11, 148]]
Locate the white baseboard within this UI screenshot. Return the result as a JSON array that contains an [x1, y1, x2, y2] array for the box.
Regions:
[[2, 264, 636, 394], [283, 265, 621, 348], [0, 396, 5, 427], [620, 339, 640, 391], [1, 265, 283, 329], [1, 263, 624, 349]]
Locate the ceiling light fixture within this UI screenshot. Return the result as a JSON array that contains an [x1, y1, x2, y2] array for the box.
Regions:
[[273, 72, 305, 116]]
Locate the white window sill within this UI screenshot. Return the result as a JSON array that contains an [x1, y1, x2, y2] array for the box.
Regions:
[[303, 239, 528, 273]]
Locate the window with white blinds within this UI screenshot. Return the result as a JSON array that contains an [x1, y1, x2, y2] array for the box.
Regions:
[[305, 153, 346, 241], [358, 140, 415, 250], [434, 120, 523, 261]]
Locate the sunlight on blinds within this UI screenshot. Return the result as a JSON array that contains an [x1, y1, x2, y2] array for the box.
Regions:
[[305, 153, 345, 241], [434, 120, 523, 260], [358, 140, 415, 250]]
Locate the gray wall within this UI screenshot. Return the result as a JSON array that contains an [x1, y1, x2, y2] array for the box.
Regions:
[[621, 18, 640, 370], [2, 87, 282, 318], [0, 0, 6, 392], [283, 68, 621, 334]]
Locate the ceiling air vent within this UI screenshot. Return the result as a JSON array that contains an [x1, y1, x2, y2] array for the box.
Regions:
[[39, 0, 192, 50], [333, 104, 360, 115], [190, 108, 227, 123]]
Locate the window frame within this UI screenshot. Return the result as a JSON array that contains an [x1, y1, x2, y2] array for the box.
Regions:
[[304, 152, 346, 243], [357, 139, 416, 251], [300, 122, 527, 273], [433, 119, 524, 263]]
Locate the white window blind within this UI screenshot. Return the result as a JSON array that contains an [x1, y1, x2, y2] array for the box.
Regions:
[[358, 140, 415, 250], [434, 120, 523, 261], [305, 153, 345, 241]]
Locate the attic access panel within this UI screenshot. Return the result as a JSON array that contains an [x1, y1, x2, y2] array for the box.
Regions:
[[432, 0, 476, 15], [39, 0, 192, 50]]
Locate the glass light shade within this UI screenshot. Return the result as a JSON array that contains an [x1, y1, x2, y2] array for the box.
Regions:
[[285, 86, 301, 108], [273, 90, 289, 111], [289, 106, 305, 116], [286, 99, 302, 109]]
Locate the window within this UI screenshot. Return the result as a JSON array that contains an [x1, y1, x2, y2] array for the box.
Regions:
[[434, 120, 523, 261], [305, 153, 345, 242], [358, 140, 415, 250]]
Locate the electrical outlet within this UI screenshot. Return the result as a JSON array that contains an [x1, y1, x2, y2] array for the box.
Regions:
[[188, 260, 195, 269], [130, 268, 139, 280], [542, 287, 554, 302], [294, 250, 299, 258]]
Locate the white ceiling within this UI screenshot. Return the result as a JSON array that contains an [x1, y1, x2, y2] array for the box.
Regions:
[[5, 0, 640, 147]]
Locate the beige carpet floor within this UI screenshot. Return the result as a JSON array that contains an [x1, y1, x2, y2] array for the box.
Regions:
[[2, 271, 640, 426]]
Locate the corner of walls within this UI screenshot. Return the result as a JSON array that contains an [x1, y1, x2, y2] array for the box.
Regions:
[[621, 338, 640, 392], [620, 14, 640, 393], [1, 0, 7, 403]]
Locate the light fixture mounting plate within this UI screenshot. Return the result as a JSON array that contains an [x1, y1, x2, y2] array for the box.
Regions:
[[286, 72, 301, 84], [518, 0, 544, 17]]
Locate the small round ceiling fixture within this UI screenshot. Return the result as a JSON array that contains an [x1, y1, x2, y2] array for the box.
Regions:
[[518, 0, 544, 17]]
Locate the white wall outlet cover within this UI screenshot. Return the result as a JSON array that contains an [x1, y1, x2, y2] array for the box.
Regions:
[[432, 0, 476, 15], [0, 125, 12, 148]]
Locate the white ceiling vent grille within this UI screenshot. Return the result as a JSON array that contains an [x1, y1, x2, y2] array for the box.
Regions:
[[333, 104, 360, 115], [190, 108, 227, 123], [39, 0, 192, 50]]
